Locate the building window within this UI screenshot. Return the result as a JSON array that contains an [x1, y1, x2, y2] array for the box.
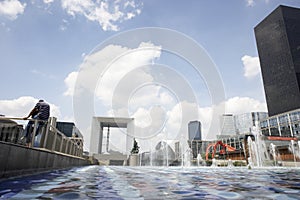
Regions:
[[280, 125, 291, 137], [270, 127, 280, 136], [262, 129, 269, 136], [278, 114, 288, 124], [269, 118, 278, 127]]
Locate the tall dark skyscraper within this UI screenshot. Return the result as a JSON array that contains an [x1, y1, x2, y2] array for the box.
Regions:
[[255, 5, 300, 116], [188, 121, 201, 140]]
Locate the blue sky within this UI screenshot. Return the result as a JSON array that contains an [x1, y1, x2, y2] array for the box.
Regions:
[[1, 0, 300, 152]]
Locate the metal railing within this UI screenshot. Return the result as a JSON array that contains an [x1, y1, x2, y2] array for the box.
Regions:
[[0, 117, 83, 157]]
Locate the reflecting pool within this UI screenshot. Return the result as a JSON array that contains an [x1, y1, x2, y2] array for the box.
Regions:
[[1, 166, 300, 199]]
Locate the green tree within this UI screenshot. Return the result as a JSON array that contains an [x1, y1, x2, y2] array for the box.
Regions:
[[131, 138, 139, 154]]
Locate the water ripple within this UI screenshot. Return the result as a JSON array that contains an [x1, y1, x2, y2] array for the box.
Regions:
[[1, 166, 300, 199]]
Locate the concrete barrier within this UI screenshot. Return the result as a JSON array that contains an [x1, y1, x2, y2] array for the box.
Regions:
[[129, 154, 139, 166], [0, 141, 90, 179]]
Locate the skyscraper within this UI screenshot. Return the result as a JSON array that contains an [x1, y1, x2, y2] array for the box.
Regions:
[[255, 5, 300, 116], [188, 121, 201, 140], [219, 114, 236, 136], [234, 112, 268, 134]]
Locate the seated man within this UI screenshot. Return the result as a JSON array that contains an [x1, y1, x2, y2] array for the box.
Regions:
[[23, 99, 50, 147]]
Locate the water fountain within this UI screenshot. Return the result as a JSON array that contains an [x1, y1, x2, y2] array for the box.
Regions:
[[147, 141, 176, 166], [149, 140, 153, 166], [227, 159, 233, 168], [196, 153, 205, 166], [269, 143, 282, 166], [289, 140, 300, 167], [182, 146, 192, 167], [247, 123, 271, 167], [269, 143, 277, 164], [211, 158, 217, 167], [145, 121, 300, 168], [162, 141, 169, 166], [298, 141, 300, 159]]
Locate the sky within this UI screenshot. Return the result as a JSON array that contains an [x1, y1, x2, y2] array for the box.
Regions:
[[0, 0, 300, 153]]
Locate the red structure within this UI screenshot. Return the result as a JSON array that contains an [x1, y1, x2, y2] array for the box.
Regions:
[[205, 141, 236, 160]]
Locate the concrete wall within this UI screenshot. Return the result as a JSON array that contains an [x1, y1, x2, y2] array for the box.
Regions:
[[90, 117, 134, 155], [0, 141, 90, 179], [90, 117, 101, 154], [129, 154, 139, 166], [93, 153, 127, 166]]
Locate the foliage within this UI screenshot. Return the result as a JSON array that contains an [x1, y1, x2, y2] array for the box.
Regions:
[[233, 161, 247, 167], [131, 138, 140, 154], [205, 160, 212, 166], [207, 153, 212, 159]]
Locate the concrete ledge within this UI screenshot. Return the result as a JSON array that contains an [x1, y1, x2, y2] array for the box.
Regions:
[[129, 154, 139, 166], [0, 141, 90, 179]]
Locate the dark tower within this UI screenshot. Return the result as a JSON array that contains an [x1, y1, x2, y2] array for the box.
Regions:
[[255, 5, 300, 116], [188, 121, 201, 140]]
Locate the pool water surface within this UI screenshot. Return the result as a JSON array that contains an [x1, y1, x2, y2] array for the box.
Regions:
[[1, 166, 300, 199]]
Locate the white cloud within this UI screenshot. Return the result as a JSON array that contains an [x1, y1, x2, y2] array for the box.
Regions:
[[64, 42, 162, 150], [0, 96, 61, 119], [132, 107, 152, 128], [43, 0, 54, 4], [246, 0, 269, 7], [64, 71, 78, 96], [0, 0, 26, 20], [224, 96, 267, 114], [166, 101, 197, 140], [64, 41, 161, 101], [242, 55, 261, 79], [246, 0, 255, 7], [128, 87, 172, 111], [95, 42, 161, 105], [61, 0, 142, 31], [61, 0, 93, 16]]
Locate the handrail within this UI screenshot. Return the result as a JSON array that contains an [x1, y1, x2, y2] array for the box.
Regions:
[[0, 116, 84, 157], [0, 116, 46, 122]]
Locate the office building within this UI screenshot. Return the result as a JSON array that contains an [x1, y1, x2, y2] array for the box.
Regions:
[[188, 121, 201, 140], [234, 112, 268, 134], [255, 5, 300, 116], [188, 140, 210, 159], [260, 109, 300, 138], [219, 114, 236, 136], [0, 117, 23, 143], [56, 122, 83, 138]]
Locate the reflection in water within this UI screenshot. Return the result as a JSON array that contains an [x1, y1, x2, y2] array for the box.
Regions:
[[1, 166, 300, 199]]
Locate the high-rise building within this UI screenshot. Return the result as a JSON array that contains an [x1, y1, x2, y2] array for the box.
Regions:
[[56, 122, 83, 138], [260, 109, 300, 138], [219, 114, 236, 136], [188, 121, 201, 140], [255, 5, 300, 116], [234, 112, 268, 134]]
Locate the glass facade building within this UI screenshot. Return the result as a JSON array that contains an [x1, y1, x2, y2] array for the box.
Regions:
[[255, 5, 300, 116], [234, 112, 268, 135], [187, 140, 210, 159], [217, 112, 268, 139], [260, 109, 300, 138], [56, 122, 83, 138], [219, 114, 236, 136], [188, 121, 201, 140]]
